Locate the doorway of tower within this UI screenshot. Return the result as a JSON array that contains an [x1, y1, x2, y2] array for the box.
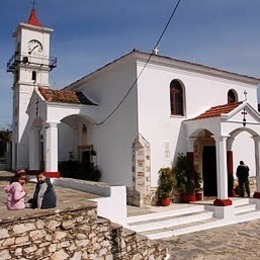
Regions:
[[203, 146, 217, 196]]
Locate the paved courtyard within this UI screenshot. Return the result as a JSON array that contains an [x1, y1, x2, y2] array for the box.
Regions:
[[159, 219, 260, 259], [1, 170, 260, 259], [0, 171, 100, 220]]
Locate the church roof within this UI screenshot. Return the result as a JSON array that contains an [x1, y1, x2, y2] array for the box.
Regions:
[[191, 101, 243, 120], [66, 49, 260, 90], [38, 87, 97, 105], [27, 8, 42, 27]]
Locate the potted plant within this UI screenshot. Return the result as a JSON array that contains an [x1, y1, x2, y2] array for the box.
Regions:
[[194, 171, 202, 201], [173, 153, 196, 203], [157, 167, 175, 206]]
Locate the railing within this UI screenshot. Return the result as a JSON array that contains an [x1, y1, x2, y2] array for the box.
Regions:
[[6, 51, 57, 72]]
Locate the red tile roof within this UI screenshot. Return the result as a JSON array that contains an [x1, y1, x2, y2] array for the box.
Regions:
[[191, 102, 243, 120], [38, 87, 97, 105], [27, 9, 42, 27]]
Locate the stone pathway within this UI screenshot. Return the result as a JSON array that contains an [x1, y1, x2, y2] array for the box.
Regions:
[[158, 219, 260, 259]]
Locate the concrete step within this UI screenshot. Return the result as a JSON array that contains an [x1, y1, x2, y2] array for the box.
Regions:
[[127, 204, 205, 224], [142, 217, 220, 239], [233, 198, 250, 206], [125, 199, 260, 240], [235, 203, 256, 215], [128, 210, 214, 233]]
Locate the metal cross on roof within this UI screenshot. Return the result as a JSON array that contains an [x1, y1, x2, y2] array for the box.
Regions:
[[31, 0, 37, 8], [244, 90, 248, 101]]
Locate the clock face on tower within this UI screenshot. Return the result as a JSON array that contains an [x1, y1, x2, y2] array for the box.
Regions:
[[27, 40, 43, 55]]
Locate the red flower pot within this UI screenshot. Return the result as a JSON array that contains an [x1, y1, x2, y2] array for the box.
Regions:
[[182, 194, 196, 203], [160, 197, 171, 206], [195, 193, 202, 201]]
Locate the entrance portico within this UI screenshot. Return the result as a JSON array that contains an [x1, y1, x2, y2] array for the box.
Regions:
[[185, 101, 260, 206], [27, 87, 98, 177]]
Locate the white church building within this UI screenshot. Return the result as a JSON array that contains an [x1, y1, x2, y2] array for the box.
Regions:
[[8, 8, 260, 207]]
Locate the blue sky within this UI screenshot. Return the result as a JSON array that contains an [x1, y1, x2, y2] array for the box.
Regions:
[[1, 0, 260, 128]]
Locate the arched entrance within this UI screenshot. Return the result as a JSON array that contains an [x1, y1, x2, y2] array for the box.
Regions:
[[191, 129, 217, 197], [58, 114, 98, 180], [185, 101, 260, 205]]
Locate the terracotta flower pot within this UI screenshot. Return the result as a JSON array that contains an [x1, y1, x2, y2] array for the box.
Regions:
[[160, 197, 171, 206], [195, 193, 202, 201], [182, 194, 196, 203]]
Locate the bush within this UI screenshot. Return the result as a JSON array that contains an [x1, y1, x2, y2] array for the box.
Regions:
[[157, 167, 175, 199], [58, 160, 102, 182], [173, 153, 195, 195]]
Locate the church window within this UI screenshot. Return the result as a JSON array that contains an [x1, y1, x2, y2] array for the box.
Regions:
[[170, 80, 184, 115], [227, 89, 237, 103], [32, 71, 37, 82]]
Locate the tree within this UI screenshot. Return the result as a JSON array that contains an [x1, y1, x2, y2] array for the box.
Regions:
[[0, 128, 11, 158]]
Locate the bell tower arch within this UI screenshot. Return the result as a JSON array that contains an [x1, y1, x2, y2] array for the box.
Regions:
[[7, 8, 57, 170]]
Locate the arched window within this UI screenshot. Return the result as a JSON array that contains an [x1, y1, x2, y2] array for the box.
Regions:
[[227, 89, 237, 104], [170, 80, 184, 115]]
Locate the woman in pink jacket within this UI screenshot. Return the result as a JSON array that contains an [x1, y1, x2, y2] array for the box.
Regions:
[[5, 170, 27, 210]]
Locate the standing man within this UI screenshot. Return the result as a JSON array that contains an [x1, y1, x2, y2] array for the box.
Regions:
[[236, 161, 250, 197]]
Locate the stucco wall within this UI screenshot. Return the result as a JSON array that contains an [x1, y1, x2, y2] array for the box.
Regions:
[[70, 60, 139, 186], [136, 61, 259, 187]]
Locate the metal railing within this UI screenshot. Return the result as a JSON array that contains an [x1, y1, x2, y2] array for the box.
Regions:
[[7, 51, 57, 72]]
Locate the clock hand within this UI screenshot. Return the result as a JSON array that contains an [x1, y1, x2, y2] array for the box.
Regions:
[[28, 45, 39, 54]]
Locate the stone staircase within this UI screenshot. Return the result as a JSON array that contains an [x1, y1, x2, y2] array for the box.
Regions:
[[126, 198, 260, 240]]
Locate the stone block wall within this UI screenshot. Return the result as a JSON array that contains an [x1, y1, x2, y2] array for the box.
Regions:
[[0, 202, 166, 259]]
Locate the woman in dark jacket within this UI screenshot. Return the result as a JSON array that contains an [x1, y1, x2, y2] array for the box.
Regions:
[[30, 172, 56, 209]]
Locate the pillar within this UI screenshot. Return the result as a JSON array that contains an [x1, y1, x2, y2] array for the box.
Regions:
[[213, 135, 232, 206], [253, 136, 260, 198], [43, 121, 60, 178], [227, 151, 235, 196]]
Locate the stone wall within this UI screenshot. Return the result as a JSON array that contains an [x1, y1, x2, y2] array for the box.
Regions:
[[130, 134, 152, 207], [0, 201, 166, 259]]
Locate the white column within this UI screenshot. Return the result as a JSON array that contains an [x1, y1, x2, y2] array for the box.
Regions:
[[253, 136, 260, 192], [29, 127, 40, 170], [43, 122, 59, 172], [214, 135, 229, 199]]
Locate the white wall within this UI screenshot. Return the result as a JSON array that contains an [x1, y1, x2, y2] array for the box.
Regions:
[[69, 60, 138, 186], [58, 123, 76, 161], [137, 61, 259, 187], [232, 131, 256, 177]]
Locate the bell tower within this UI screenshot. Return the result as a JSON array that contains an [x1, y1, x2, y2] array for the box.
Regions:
[[7, 8, 57, 170]]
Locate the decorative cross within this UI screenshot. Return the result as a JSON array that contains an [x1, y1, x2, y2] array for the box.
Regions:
[[153, 47, 159, 55], [31, 0, 37, 8], [241, 108, 247, 127], [243, 90, 248, 101], [35, 99, 39, 117]]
